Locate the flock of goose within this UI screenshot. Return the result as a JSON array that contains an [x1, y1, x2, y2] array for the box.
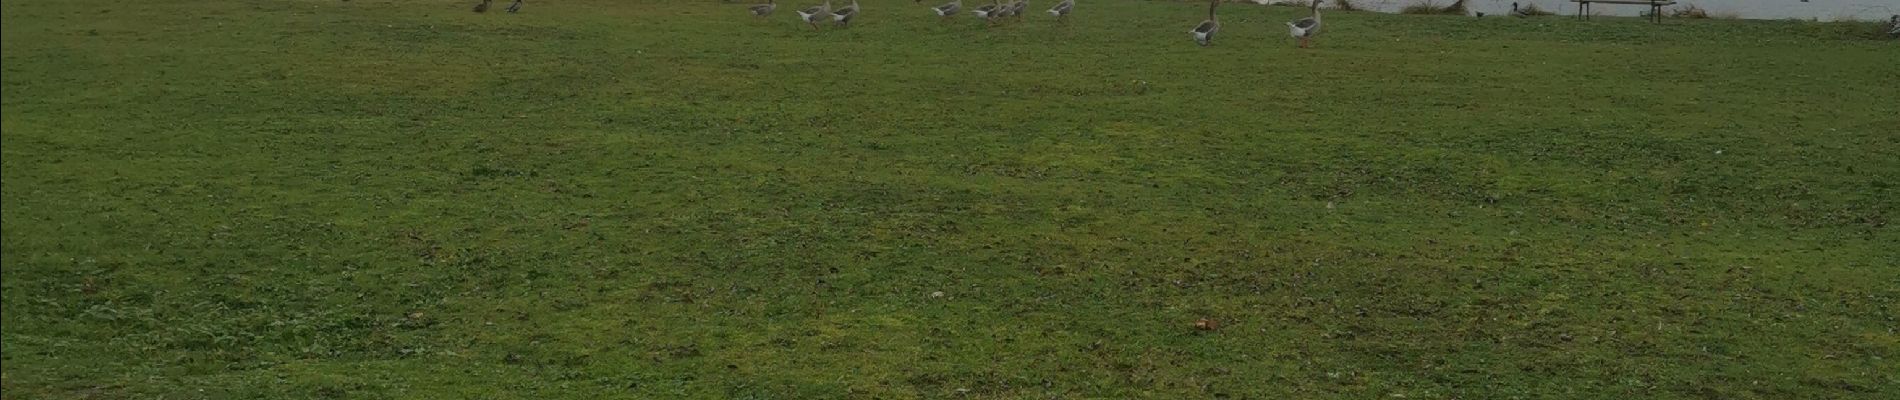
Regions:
[[747, 0, 1326, 47]]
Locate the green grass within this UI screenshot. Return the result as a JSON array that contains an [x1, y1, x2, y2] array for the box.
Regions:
[[3, 0, 1897, 398]]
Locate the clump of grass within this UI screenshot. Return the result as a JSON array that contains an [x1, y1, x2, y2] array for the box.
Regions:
[[1400, 0, 1467, 15], [1834, 18, 1900, 40]]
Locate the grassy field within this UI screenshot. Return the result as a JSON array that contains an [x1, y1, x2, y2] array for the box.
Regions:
[[3, 0, 1896, 398]]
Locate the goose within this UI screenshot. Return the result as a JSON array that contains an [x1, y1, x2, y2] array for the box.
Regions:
[[1889, 15, 1899, 36], [750, 0, 777, 16], [505, 0, 522, 13], [1510, 2, 1530, 17], [1287, 0, 1321, 48], [1190, 0, 1219, 46], [473, 0, 492, 13], [933, 0, 962, 19], [973, 0, 1001, 21], [1047, 0, 1073, 19], [1007, 0, 1029, 20], [990, 0, 1015, 19], [832, 0, 860, 27], [797, 0, 832, 29]]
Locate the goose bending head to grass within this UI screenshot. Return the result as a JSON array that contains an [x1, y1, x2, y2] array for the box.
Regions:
[[473, 0, 492, 13], [1007, 0, 1029, 19], [797, 0, 832, 29], [505, 0, 522, 13], [973, 0, 1001, 23], [832, 0, 860, 26], [1287, 0, 1322, 48], [1190, 0, 1220, 46], [933, 0, 962, 19], [750, 0, 777, 16], [1047, 0, 1072, 20]]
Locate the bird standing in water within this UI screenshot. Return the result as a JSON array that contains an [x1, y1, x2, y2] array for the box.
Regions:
[[1190, 0, 1220, 46]]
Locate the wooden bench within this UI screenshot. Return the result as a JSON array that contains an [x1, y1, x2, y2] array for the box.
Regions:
[[1572, 0, 1676, 23]]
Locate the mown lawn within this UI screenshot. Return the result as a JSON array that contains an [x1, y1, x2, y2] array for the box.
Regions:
[[2, 0, 1895, 398]]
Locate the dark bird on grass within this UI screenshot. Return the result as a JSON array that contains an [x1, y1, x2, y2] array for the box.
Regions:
[[1190, 0, 1220, 46], [505, 0, 522, 13], [797, 0, 832, 29], [1047, 0, 1072, 20], [933, 0, 962, 20], [473, 0, 492, 13], [750, 0, 778, 17], [832, 0, 860, 27], [1287, 0, 1322, 48]]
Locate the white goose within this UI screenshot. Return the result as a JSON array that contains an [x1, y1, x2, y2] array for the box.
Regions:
[[1047, 0, 1073, 20], [1287, 0, 1321, 48], [1190, 0, 1219, 46], [796, 0, 832, 29], [749, 0, 777, 17], [933, 0, 962, 19], [832, 0, 860, 27]]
